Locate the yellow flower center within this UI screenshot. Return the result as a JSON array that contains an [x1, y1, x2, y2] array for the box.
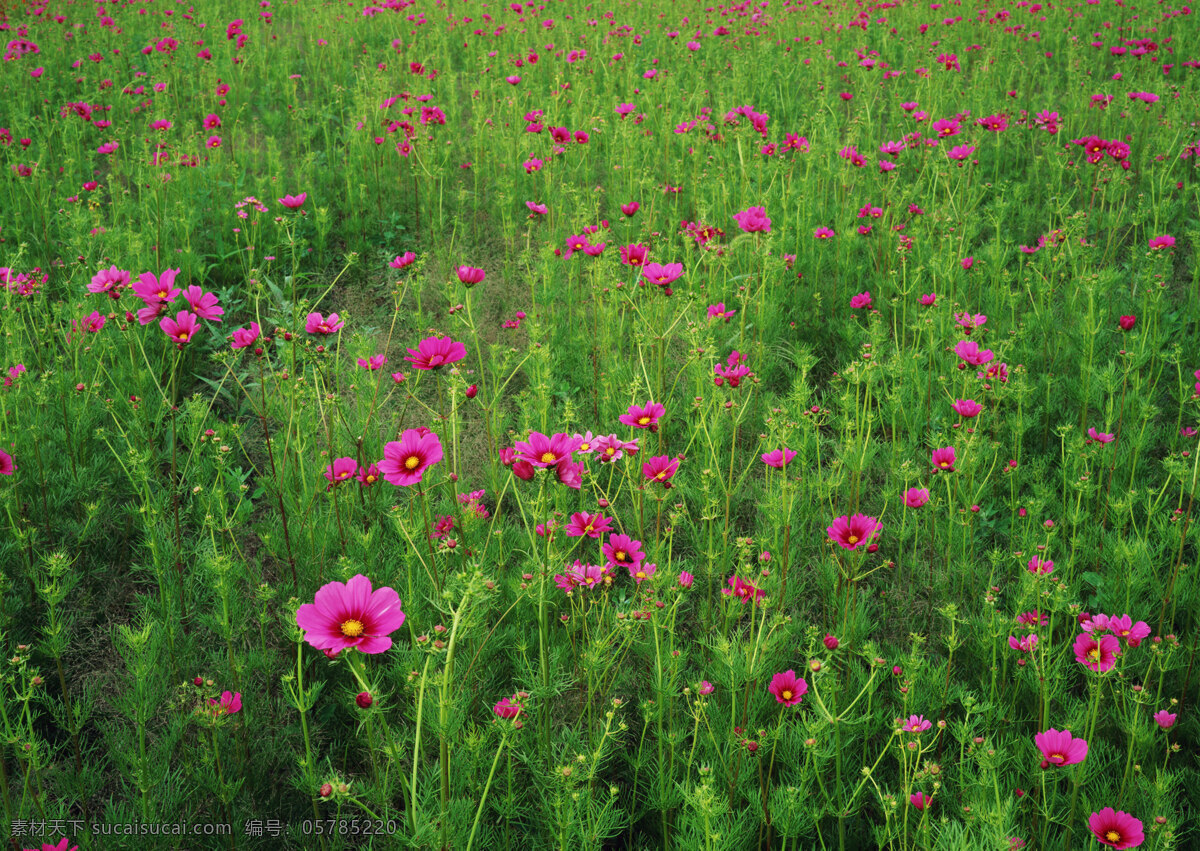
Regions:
[[939, 461, 949, 467], [404, 456, 421, 470], [604, 448, 615, 456], [178, 332, 189, 341], [340, 619, 365, 638], [1105, 831, 1121, 843], [540, 451, 557, 463], [579, 443, 590, 452], [615, 550, 627, 562], [637, 416, 651, 425], [1050, 752, 1064, 763], [635, 571, 646, 579], [584, 523, 593, 532], [782, 690, 793, 700], [847, 535, 859, 544], [656, 472, 665, 479], [1088, 648, 1100, 661], [366, 475, 376, 483]]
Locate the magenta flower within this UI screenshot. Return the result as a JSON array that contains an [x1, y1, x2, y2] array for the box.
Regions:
[[643, 455, 680, 486], [389, 252, 417, 269], [620, 243, 649, 267], [182, 285, 224, 322], [456, 265, 486, 285], [850, 291, 873, 310], [493, 692, 528, 720], [903, 487, 929, 508], [555, 458, 583, 489], [1087, 427, 1115, 444], [379, 428, 443, 486], [1109, 615, 1150, 646], [910, 792, 931, 811], [920, 293, 937, 306], [603, 533, 644, 571], [324, 457, 358, 487], [707, 303, 736, 322], [0, 450, 14, 476], [1088, 808, 1144, 849], [208, 690, 243, 716], [357, 463, 382, 486], [722, 575, 764, 604], [813, 226, 835, 239], [642, 262, 683, 286], [954, 340, 994, 365], [1074, 632, 1121, 672], [514, 431, 580, 468], [160, 310, 200, 345], [404, 336, 466, 370], [305, 312, 344, 335], [733, 206, 771, 233], [279, 192, 307, 208], [1027, 556, 1054, 576], [295, 574, 405, 655], [931, 446, 957, 472], [1153, 710, 1176, 730], [231, 322, 260, 350], [1009, 634, 1038, 653], [679, 571, 694, 589], [628, 561, 656, 584], [768, 670, 807, 706], [951, 399, 982, 418], [954, 312, 987, 333], [902, 714, 932, 733], [133, 268, 182, 304], [826, 514, 882, 550], [357, 354, 388, 371], [1148, 235, 1175, 250], [525, 201, 547, 215], [620, 401, 666, 431], [1035, 729, 1088, 768], [761, 448, 797, 469], [620, 201, 640, 215], [88, 265, 130, 296], [566, 512, 613, 538]]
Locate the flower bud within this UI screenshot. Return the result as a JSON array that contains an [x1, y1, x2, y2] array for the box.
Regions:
[[356, 691, 373, 709]]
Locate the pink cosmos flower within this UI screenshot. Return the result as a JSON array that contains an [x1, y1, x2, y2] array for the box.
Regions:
[[295, 574, 405, 654], [493, 692, 529, 720], [160, 311, 200, 345], [357, 354, 388, 371], [761, 448, 797, 468], [708, 303, 736, 322], [27, 838, 79, 851], [1035, 729, 1087, 768], [305, 312, 344, 335], [573, 432, 598, 455], [904, 487, 929, 508], [954, 340, 994, 366], [1108, 615, 1150, 646], [902, 715, 932, 733], [642, 262, 683, 286], [620, 244, 649, 266], [1088, 808, 1143, 849], [768, 670, 807, 706], [813, 226, 835, 239], [628, 561, 656, 584], [604, 534, 644, 571], [182, 285, 223, 322], [594, 434, 634, 462], [208, 691, 243, 716], [1087, 427, 1115, 444], [526, 201, 547, 215], [404, 336, 466, 370], [920, 293, 937, 306], [279, 193, 307, 208], [733, 206, 771, 233], [456, 265, 486, 285], [850, 291, 872, 310], [931, 446, 957, 472], [951, 399, 982, 418], [88, 265, 130, 296], [954, 312, 987, 333], [722, 575, 764, 604], [1148, 235, 1175, 250], [1118, 315, 1136, 331], [379, 428, 443, 486], [643, 455, 680, 486], [1027, 556, 1054, 575], [389, 252, 417, 269], [714, 351, 752, 387], [0, 450, 14, 475], [620, 201, 640, 216], [910, 792, 931, 810], [620, 401, 665, 431], [1008, 634, 1038, 653], [231, 322, 260, 350], [566, 512, 613, 538], [679, 571, 694, 589], [324, 457, 358, 487], [356, 463, 382, 486], [515, 431, 579, 468], [133, 268, 182, 304], [1153, 710, 1176, 730], [1073, 633, 1121, 672], [826, 514, 882, 550], [555, 458, 583, 490]]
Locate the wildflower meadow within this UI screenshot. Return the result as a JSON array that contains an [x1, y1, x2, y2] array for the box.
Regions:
[[1, 0, 1199, 848]]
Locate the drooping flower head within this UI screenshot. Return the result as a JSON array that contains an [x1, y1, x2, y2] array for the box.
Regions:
[[1088, 808, 1144, 849], [404, 336, 466, 370], [1073, 632, 1121, 673], [826, 514, 882, 550], [295, 574, 406, 654], [768, 670, 807, 706], [493, 691, 529, 720], [379, 428, 443, 486], [1034, 728, 1088, 768]]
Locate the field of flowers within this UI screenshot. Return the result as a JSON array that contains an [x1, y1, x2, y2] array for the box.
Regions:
[[0, 0, 1198, 848]]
